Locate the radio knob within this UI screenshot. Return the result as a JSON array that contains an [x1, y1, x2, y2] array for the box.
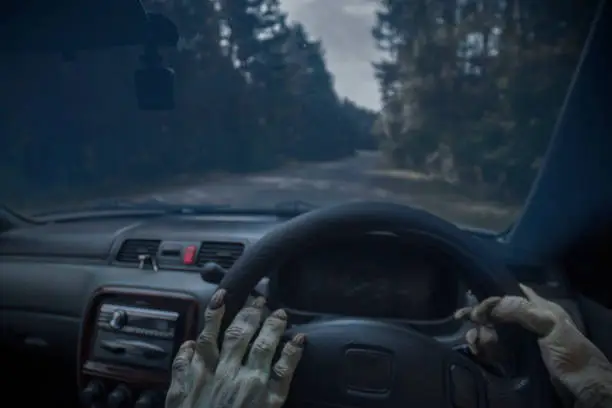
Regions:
[[107, 385, 132, 408], [109, 310, 127, 330], [80, 380, 105, 407], [135, 391, 164, 408]]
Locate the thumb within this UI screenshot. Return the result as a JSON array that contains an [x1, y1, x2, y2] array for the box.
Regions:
[[521, 283, 577, 326], [519, 283, 549, 306]]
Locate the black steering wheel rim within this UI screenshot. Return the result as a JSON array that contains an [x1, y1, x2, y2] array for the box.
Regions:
[[220, 202, 523, 305], [217, 201, 554, 408]]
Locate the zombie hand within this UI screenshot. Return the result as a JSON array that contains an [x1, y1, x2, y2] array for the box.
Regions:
[[455, 284, 612, 408], [166, 290, 305, 408]]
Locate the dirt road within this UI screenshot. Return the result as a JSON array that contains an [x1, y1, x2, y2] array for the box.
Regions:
[[127, 150, 518, 230]]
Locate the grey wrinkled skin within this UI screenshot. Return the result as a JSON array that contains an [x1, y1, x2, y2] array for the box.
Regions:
[[455, 284, 612, 408], [166, 290, 305, 408]]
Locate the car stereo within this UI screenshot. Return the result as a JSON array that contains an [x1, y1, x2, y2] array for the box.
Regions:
[[91, 303, 179, 371], [78, 287, 199, 408]]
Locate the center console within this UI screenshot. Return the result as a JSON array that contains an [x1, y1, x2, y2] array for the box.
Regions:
[[78, 287, 199, 408]]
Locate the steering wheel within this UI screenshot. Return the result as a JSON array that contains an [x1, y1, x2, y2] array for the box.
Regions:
[[218, 202, 555, 408]]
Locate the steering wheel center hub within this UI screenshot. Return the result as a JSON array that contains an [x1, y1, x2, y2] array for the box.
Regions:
[[284, 319, 484, 407]]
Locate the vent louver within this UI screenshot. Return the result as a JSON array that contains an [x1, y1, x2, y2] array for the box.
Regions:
[[116, 239, 161, 263], [198, 241, 245, 269]]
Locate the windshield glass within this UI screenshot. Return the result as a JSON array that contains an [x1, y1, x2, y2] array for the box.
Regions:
[[0, 0, 598, 230]]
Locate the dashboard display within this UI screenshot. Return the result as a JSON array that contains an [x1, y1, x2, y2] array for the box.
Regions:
[[275, 236, 459, 320]]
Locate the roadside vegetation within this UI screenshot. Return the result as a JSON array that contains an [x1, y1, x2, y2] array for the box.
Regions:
[[0, 0, 597, 223]]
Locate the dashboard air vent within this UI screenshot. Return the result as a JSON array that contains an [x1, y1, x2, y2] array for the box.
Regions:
[[116, 239, 161, 263], [198, 241, 245, 269]]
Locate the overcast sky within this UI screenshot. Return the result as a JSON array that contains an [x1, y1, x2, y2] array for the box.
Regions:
[[280, 0, 383, 110]]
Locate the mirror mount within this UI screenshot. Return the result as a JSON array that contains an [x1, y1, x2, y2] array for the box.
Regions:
[[140, 43, 163, 67]]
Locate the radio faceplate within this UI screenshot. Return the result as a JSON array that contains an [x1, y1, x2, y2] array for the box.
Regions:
[[78, 287, 199, 389], [91, 304, 180, 371], [97, 304, 179, 340]]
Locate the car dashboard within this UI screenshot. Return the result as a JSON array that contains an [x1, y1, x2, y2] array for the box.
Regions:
[[0, 212, 580, 408]]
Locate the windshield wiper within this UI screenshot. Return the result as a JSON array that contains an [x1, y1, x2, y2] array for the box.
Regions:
[[0, 204, 45, 228], [273, 200, 318, 213], [34, 198, 317, 219], [34, 198, 230, 217], [92, 198, 231, 213]]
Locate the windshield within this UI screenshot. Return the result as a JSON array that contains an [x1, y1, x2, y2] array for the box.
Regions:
[[0, 0, 598, 230]]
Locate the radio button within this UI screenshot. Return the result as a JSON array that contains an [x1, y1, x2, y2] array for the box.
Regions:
[[107, 385, 132, 408], [80, 380, 105, 407], [135, 391, 163, 408], [183, 245, 197, 265]]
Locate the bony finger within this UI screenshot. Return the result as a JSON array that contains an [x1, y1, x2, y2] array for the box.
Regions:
[[521, 284, 573, 323], [218, 297, 266, 370], [171, 340, 196, 378], [464, 326, 509, 376], [519, 283, 544, 303], [465, 327, 480, 355], [454, 297, 501, 324], [466, 326, 498, 355], [490, 296, 555, 337], [454, 306, 473, 321], [268, 334, 306, 406], [195, 289, 226, 371], [166, 340, 196, 408], [246, 309, 288, 371], [458, 295, 556, 338], [457, 295, 531, 326], [469, 297, 502, 324], [477, 325, 498, 346]]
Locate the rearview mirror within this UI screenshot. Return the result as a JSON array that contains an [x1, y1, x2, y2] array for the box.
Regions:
[[134, 65, 175, 110]]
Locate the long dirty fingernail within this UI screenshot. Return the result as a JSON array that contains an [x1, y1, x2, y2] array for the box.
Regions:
[[209, 289, 226, 310], [252, 296, 266, 308], [291, 333, 306, 347], [271, 309, 287, 320]]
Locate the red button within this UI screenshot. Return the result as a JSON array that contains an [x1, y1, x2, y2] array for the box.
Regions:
[[183, 245, 197, 265]]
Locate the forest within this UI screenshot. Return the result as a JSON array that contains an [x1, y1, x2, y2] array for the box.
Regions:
[[0, 0, 599, 210], [0, 0, 376, 209], [371, 0, 598, 201]]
